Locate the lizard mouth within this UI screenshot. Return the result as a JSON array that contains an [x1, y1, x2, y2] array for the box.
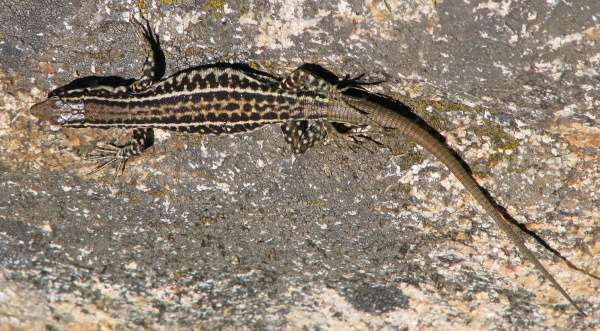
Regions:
[[30, 99, 61, 123]]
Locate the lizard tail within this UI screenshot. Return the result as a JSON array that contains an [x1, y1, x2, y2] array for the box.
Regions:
[[341, 96, 585, 314]]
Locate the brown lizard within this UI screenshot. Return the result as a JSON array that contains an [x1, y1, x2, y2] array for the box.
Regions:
[[29, 16, 585, 314]]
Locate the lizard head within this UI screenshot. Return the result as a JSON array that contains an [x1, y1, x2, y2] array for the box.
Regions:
[[30, 97, 86, 125]]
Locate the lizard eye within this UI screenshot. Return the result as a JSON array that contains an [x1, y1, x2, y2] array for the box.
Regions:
[[51, 99, 64, 109]]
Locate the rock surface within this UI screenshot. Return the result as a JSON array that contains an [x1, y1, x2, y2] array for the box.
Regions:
[[1, 0, 599, 330]]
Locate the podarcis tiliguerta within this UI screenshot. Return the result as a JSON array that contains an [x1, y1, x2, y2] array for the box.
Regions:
[[29, 16, 585, 315]]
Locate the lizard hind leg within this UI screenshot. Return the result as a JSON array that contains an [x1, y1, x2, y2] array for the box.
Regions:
[[279, 68, 335, 153], [281, 121, 328, 154], [129, 14, 166, 92], [280, 67, 335, 94], [279, 68, 382, 153]]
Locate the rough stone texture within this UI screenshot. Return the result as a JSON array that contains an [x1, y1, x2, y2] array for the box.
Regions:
[[1, 0, 599, 330]]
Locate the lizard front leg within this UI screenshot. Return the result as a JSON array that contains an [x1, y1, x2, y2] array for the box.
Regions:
[[87, 15, 163, 176], [87, 128, 154, 177], [279, 68, 332, 154]]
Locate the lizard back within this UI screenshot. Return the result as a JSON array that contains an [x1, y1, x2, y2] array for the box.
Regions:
[[30, 66, 330, 134]]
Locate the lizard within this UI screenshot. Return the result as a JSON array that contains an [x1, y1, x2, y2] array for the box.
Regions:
[[29, 16, 585, 315]]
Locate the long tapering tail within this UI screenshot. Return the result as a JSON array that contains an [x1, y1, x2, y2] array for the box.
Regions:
[[339, 95, 584, 314]]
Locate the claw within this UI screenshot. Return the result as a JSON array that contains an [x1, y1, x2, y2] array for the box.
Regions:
[[86, 143, 136, 178]]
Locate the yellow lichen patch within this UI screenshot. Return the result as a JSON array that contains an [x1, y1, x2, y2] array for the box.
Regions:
[[95, 177, 115, 184], [306, 200, 327, 207], [209, 0, 225, 9], [183, 47, 204, 56], [473, 120, 521, 151], [402, 98, 521, 171], [391, 150, 424, 166], [207, 0, 226, 18], [179, 135, 204, 147], [190, 136, 202, 147], [253, 60, 276, 75], [216, 55, 232, 63], [506, 164, 521, 173], [394, 96, 459, 132], [486, 152, 504, 168], [151, 186, 180, 198], [440, 99, 481, 113], [418, 98, 484, 114], [488, 154, 517, 172], [474, 170, 492, 178], [384, 183, 412, 196]]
